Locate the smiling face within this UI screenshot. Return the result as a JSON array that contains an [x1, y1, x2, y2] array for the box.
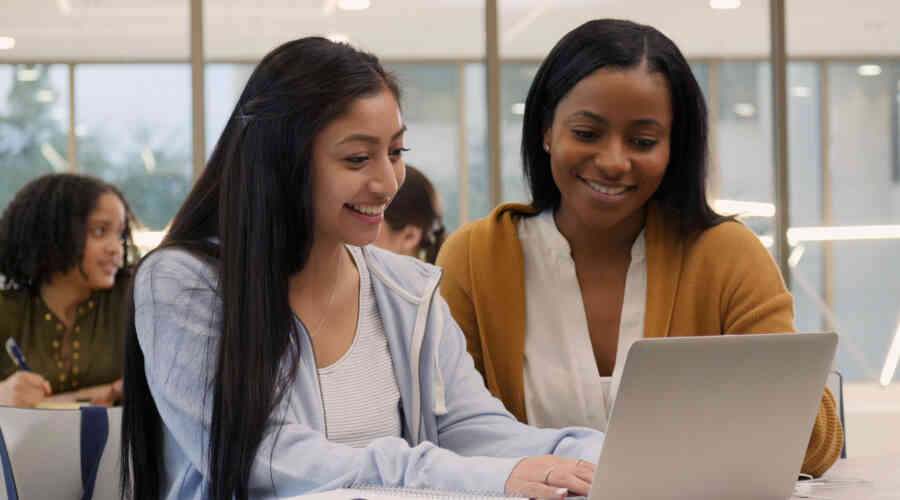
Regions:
[[310, 88, 407, 248], [56, 191, 126, 292], [543, 65, 672, 236]]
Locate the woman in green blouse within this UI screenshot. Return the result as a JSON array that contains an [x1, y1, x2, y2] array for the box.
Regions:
[[0, 173, 137, 407]]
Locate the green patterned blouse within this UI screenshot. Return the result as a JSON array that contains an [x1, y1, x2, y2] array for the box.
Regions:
[[0, 278, 127, 394]]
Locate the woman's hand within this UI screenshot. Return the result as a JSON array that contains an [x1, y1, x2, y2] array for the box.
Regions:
[[0, 371, 52, 407], [505, 455, 595, 499], [89, 378, 123, 406], [41, 378, 124, 406]]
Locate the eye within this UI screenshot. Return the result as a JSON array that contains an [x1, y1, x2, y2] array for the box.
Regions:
[[389, 147, 410, 159], [90, 226, 105, 238], [631, 137, 659, 150], [572, 129, 597, 140], [344, 155, 369, 167]]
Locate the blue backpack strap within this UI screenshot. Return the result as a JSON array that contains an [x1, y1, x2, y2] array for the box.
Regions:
[[80, 407, 109, 500], [0, 426, 19, 500]]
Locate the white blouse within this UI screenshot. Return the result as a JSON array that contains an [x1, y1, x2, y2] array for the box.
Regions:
[[519, 210, 646, 431]]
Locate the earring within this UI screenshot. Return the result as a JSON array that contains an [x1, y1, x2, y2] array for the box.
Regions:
[[543, 143, 549, 152]]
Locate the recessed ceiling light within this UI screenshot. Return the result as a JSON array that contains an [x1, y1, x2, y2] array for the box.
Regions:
[[17, 67, 40, 82], [141, 147, 157, 174], [857, 64, 882, 77], [0, 36, 14, 50], [790, 86, 811, 98], [710, 0, 741, 9], [35, 89, 55, 103], [510, 102, 525, 115], [337, 0, 370, 11], [733, 102, 756, 118]]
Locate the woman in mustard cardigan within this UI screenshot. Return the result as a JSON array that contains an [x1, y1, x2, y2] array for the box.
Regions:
[[436, 19, 843, 477]]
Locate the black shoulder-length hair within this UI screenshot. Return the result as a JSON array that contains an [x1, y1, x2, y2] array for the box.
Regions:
[[0, 173, 137, 292], [521, 18, 725, 234], [120, 37, 399, 500], [384, 165, 445, 264]]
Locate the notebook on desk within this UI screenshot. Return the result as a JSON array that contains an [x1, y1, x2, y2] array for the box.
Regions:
[[588, 332, 838, 500]]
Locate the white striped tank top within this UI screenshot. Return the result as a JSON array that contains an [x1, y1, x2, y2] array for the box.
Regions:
[[317, 246, 403, 447]]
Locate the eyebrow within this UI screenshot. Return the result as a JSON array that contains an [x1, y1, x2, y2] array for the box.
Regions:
[[569, 110, 665, 128], [88, 216, 125, 228], [336, 125, 407, 146]]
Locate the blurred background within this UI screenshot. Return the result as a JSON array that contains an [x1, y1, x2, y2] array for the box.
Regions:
[[1, 0, 898, 456]]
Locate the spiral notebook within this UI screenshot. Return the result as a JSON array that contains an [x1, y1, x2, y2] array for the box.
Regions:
[[283, 487, 528, 500]]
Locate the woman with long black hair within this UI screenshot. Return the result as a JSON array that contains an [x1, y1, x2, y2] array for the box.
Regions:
[[121, 37, 604, 500]]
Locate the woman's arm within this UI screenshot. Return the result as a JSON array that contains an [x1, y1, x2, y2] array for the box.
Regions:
[[431, 294, 605, 462], [712, 223, 844, 476]]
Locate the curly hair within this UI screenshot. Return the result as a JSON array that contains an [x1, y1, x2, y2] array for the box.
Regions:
[[0, 173, 138, 293]]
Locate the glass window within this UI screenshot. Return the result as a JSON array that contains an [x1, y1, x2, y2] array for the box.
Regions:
[[205, 63, 253, 158], [501, 63, 539, 204], [465, 63, 490, 223], [715, 61, 775, 242], [75, 64, 192, 231], [0, 64, 69, 209], [385, 64, 462, 231], [826, 61, 900, 384], [786, 62, 825, 335]]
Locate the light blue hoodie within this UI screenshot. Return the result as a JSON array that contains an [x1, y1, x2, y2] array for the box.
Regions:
[[134, 245, 605, 500]]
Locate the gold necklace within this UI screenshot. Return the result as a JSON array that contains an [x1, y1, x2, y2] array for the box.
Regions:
[[309, 250, 341, 338]]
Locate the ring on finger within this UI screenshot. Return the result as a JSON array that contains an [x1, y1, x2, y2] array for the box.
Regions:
[[575, 459, 584, 468], [543, 465, 556, 485]]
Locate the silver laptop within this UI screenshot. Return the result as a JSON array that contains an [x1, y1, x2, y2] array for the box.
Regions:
[[589, 333, 838, 500]]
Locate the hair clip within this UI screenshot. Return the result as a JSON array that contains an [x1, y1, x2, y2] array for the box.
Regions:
[[237, 113, 254, 126]]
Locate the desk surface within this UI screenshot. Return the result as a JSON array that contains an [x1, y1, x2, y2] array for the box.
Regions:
[[791, 455, 900, 499]]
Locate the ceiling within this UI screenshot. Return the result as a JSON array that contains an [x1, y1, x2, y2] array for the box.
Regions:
[[1, 0, 899, 62]]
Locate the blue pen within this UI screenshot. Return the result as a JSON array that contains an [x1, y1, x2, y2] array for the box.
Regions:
[[5, 338, 31, 371]]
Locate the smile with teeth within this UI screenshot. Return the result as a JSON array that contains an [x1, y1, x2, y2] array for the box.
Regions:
[[347, 203, 386, 216], [581, 177, 632, 196]]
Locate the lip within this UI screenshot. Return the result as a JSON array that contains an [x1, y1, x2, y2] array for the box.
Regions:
[[99, 262, 120, 275], [345, 204, 384, 224], [578, 176, 635, 202]]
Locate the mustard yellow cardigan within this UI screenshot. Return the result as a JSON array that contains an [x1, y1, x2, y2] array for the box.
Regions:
[[436, 201, 843, 477]]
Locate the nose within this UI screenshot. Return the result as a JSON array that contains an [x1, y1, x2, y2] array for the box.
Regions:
[[593, 136, 630, 179], [370, 154, 402, 201], [106, 233, 124, 258]]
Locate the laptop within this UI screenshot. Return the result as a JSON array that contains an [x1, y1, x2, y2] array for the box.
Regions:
[[588, 332, 838, 500]]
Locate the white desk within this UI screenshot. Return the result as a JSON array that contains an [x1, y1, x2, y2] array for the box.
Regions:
[[288, 456, 900, 500], [791, 455, 900, 499]]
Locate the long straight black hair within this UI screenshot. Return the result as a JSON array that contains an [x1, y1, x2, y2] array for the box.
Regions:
[[120, 37, 399, 500], [521, 19, 726, 235]]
